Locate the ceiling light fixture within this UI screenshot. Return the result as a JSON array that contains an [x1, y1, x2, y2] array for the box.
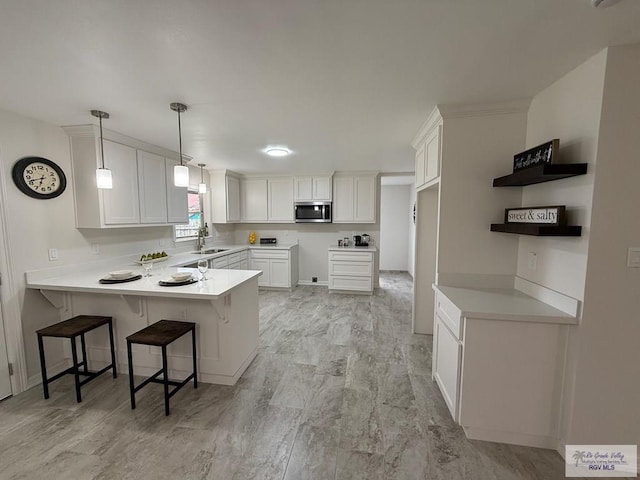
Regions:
[[591, 0, 622, 7], [265, 146, 291, 157], [91, 109, 112, 189], [198, 163, 207, 194], [170, 102, 189, 187]]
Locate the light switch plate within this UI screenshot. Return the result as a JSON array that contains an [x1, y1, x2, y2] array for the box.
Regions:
[[627, 248, 640, 268], [528, 252, 537, 270], [48, 248, 58, 261]]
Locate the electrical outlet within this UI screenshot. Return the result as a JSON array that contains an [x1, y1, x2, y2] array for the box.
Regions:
[[528, 252, 537, 270], [48, 248, 58, 261], [91, 243, 100, 255], [179, 308, 188, 321], [627, 248, 640, 268], [312, 276, 318, 283]]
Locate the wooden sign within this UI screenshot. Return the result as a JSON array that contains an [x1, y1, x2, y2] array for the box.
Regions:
[[513, 139, 559, 172], [504, 206, 566, 225]]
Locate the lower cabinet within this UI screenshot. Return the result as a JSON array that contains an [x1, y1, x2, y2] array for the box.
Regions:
[[208, 249, 248, 270], [433, 314, 462, 421], [328, 249, 375, 294], [250, 247, 298, 288]]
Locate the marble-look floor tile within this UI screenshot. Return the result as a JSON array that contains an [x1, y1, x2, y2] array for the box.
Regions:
[[334, 450, 385, 480], [283, 424, 339, 480]]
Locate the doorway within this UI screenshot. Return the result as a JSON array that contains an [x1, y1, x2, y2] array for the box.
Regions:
[[379, 175, 414, 274]]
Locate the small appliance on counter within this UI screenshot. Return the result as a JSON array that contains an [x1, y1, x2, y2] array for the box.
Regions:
[[353, 234, 370, 247], [259, 237, 277, 245]]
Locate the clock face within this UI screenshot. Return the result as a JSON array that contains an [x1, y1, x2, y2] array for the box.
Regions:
[[12, 157, 67, 199]]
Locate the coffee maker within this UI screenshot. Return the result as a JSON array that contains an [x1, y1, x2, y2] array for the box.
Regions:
[[353, 234, 370, 247]]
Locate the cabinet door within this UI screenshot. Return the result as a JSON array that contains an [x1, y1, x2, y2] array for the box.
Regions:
[[226, 175, 240, 222], [433, 315, 461, 421], [268, 177, 294, 222], [313, 176, 332, 201], [137, 150, 167, 224], [354, 175, 376, 223], [241, 178, 268, 222], [102, 140, 140, 225], [294, 177, 313, 201], [165, 159, 188, 223], [251, 258, 270, 286], [425, 125, 441, 183], [269, 259, 290, 288], [415, 143, 426, 188], [333, 176, 354, 223]]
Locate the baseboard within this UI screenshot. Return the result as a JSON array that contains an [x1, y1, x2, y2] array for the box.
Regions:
[[463, 426, 557, 450], [298, 280, 329, 287], [27, 359, 71, 390]]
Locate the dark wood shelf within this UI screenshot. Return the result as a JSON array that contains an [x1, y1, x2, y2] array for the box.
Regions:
[[493, 163, 588, 187], [490, 223, 582, 236]]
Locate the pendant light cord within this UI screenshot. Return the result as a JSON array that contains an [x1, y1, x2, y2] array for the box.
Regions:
[[178, 109, 183, 167], [99, 115, 105, 169]]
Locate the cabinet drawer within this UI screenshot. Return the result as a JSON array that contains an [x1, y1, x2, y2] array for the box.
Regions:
[[329, 275, 372, 292], [211, 256, 229, 269], [329, 261, 372, 277], [435, 292, 462, 340], [227, 251, 244, 264], [329, 251, 373, 262], [251, 249, 289, 260], [228, 260, 242, 270]]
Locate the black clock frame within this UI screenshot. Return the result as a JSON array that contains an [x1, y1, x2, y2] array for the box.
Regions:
[[12, 157, 67, 200]]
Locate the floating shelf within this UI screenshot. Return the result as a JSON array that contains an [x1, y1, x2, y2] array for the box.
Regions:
[[493, 163, 588, 187], [490, 223, 582, 237]]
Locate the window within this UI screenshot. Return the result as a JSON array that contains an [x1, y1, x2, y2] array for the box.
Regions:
[[174, 189, 204, 239]]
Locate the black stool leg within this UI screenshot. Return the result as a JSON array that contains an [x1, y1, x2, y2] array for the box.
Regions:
[[127, 340, 136, 410], [192, 327, 198, 389], [70, 336, 82, 403], [108, 320, 117, 378], [37, 334, 49, 400], [162, 345, 170, 416], [80, 333, 88, 374]]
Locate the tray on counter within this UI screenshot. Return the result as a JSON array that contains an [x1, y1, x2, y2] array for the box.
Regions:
[[158, 277, 198, 287], [99, 274, 143, 284]]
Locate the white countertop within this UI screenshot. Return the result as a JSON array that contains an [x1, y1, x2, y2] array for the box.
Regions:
[[328, 245, 377, 252], [26, 265, 262, 301], [433, 285, 578, 325]]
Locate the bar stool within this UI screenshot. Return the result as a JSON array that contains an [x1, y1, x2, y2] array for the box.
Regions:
[[36, 315, 117, 403], [126, 320, 197, 416]]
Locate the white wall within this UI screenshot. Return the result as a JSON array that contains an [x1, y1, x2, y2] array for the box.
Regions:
[[234, 224, 380, 284], [408, 184, 416, 277], [380, 185, 410, 271], [566, 44, 640, 446], [0, 109, 228, 389], [516, 50, 607, 301]]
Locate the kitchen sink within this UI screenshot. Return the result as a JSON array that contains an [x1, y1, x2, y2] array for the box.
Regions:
[[191, 248, 228, 254]]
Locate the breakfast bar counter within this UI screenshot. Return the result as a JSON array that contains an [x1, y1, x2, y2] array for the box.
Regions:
[[26, 265, 262, 386]]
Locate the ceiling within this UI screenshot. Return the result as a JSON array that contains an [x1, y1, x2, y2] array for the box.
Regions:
[[0, 0, 639, 174]]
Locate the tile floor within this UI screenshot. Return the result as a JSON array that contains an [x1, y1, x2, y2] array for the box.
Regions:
[[0, 272, 577, 479]]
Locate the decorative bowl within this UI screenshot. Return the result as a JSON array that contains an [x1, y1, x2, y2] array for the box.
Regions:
[[171, 272, 193, 282]]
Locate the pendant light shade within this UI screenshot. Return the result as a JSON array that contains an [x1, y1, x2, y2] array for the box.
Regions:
[[170, 102, 189, 187], [198, 163, 207, 194], [91, 110, 112, 189]]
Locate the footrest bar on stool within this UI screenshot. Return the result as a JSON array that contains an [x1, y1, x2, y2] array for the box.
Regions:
[[78, 364, 116, 386], [132, 369, 164, 393]]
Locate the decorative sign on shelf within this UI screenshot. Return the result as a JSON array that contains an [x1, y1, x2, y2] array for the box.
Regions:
[[504, 206, 566, 225], [513, 139, 559, 172]]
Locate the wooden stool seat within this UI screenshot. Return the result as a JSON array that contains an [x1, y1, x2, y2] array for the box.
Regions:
[[126, 320, 197, 416], [36, 315, 117, 403]]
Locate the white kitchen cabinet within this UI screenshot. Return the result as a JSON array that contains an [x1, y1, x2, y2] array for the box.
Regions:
[[413, 122, 441, 190], [165, 159, 189, 224], [433, 313, 462, 421], [415, 143, 426, 188], [210, 170, 240, 223], [65, 125, 188, 228], [137, 150, 167, 224], [241, 178, 268, 222], [332, 174, 377, 223], [294, 175, 332, 201], [250, 246, 298, 288], [102, 140, 140, 225], [328, 248, 376, 294], [267, 177, 294, 222]]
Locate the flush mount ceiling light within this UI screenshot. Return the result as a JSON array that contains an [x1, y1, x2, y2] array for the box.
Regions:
[[198, 163, 207, 194], [591, 0, 622, 7], [91, 109, 112, 189], [170, 102, 189, 187], [264, 146, 291, 157]]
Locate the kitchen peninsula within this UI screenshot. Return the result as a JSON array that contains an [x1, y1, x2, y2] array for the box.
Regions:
[[26, 258, 262, 386]]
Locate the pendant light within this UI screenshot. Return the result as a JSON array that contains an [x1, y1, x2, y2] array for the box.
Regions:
[[170, 102, 189, 187], [91, 110, 112, 189], [197, 163, 207, 194]]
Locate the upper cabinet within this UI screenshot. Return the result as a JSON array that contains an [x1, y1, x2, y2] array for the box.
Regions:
[[293, 175, 332, 201], [240, 177, 294, 223], [413, 112, 442, 190], [210, 170, 241, 223], [240, 178, 268, 222], [333, 173, 378, 223], [64, 125, 188, 228], [268, 177, 294, 222]]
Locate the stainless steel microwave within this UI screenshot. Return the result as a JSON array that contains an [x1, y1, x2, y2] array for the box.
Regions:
[[294, 202, 332, 223]]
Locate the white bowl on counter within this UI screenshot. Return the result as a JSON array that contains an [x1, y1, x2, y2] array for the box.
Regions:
[[109, 270, 134, 280], [171, 272, 193, 282]]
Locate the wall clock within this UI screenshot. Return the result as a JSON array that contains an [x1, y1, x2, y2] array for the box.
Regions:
[[12, 157, 67, 199]]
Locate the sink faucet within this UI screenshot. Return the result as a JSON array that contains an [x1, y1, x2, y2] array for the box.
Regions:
[[196, 227, 206, 252]]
